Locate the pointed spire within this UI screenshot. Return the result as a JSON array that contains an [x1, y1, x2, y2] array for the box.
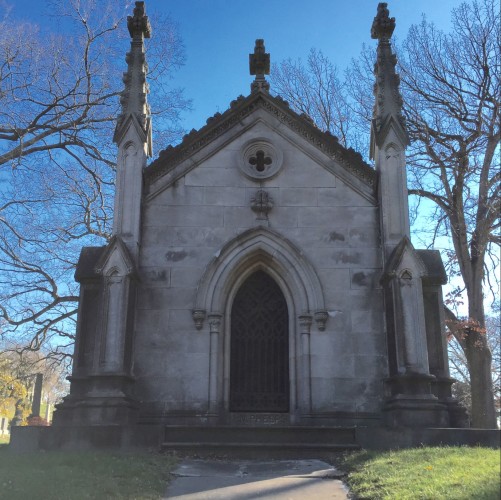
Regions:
[[249, 39, 270, 93], [370, 3, 408, 159], [114, 1, 152, 156]]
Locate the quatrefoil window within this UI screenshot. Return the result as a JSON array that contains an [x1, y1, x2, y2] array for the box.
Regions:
[[249, 150, 272, 172], [239, 140, 283, 180]]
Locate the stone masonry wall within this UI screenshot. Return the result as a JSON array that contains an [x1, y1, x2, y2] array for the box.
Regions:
[[133, 119, 386, 418]]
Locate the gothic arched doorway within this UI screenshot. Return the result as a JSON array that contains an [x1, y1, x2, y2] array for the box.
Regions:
[[230, 270, 289, 412]]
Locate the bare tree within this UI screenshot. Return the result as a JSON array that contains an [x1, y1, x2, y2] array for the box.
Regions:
[[273, 0, 500, 427], [271, 48, 368, 152], [0, 1, 190, 363], [397, 0, 500, 428]]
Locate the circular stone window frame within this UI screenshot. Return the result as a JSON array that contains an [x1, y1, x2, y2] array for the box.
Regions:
[[238, 138, 283, 181]]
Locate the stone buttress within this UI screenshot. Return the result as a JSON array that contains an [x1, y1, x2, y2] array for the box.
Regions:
[[53, 1, 152, 426], [371, 3, 467, 427]]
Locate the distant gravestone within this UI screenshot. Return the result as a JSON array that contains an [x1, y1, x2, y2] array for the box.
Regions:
[[30, 373, 43, 418]]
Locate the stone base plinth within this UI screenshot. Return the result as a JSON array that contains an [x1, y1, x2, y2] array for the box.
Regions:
[[9, 424, 500, 453], [383, 372, 450, 427], [383, 395, 449, 427], [53, 373, 138, 426]]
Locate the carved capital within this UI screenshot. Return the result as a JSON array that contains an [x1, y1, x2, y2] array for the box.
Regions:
[[314, 310, 328, 331], [208, 313, 223, 334], [192, 309, 206, 330], [298, 314, 313, 335]]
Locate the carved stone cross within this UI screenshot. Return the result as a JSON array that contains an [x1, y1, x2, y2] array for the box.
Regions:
[[371, 2, 395, 40], [249, 150, 272, 172], [249, 39, 270, 93]]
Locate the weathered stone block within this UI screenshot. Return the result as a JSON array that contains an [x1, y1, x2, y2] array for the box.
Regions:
[[171, 267, 205, 288], [298, 206, 378, 228], [205, 186, 247, 206], [280, 188, 318, 206], [350, 269, 381, 289], [185, 167, 252, 187], [150, 184, 205, 206], [351, 309, 384, 333]]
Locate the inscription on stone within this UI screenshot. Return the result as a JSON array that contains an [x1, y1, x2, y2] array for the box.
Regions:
[[230, 413, 289, 426]]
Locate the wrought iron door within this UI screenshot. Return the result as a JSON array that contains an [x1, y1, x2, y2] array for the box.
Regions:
[[230, 271, 289, 412]]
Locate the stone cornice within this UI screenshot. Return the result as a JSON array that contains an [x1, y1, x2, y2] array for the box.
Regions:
[[145, 91, 375, 188]]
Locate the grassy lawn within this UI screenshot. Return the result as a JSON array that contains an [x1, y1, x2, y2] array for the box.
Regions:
[[0, 441, 499, 499], [340, 446, 501, 500], [0, 444, 177, 500]]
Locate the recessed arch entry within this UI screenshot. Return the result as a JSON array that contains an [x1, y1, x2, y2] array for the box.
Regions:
[[230, 270, 290, 413], [192, 227, 328, 423]]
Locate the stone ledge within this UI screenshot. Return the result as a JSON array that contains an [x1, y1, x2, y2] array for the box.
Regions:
[[356, 427, 500, 450], [9, 424, 500, 452]]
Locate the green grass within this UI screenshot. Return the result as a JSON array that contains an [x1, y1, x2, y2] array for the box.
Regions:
[[0, 446, 177, 499], [340, 446, 501, 500]]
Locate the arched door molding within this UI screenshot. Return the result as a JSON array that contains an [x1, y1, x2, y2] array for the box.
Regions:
[[192, 227, 328, 419], [193, 227, 327, 321]]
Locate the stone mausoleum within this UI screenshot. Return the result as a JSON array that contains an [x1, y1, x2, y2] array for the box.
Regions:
[[39, 2, 473, 449]]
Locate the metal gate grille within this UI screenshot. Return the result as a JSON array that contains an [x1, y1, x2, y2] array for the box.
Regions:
[[230, 271, 289, 412]]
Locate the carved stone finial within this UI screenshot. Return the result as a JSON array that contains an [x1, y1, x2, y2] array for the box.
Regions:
[[250, 39, 270, 76], [369, 2, 408, 159], [371, 3, 395, 40], [249, 39, 270, 93], [250, 189, 273, 222], [115, 1, 152, 153], [127, 1, 151, 39]]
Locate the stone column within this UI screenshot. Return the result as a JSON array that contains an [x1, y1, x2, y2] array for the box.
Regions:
[[100, 274, 130, 373], [299, 314, 313, 415], [397, 271, 430, 375], [208, 313, 222, 415]]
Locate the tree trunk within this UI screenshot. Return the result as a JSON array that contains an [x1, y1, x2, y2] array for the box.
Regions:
[[464, 330, 497, 428]]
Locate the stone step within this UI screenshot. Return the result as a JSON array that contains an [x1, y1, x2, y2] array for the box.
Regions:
[[164, 425, 357, 444], [161, 426, 360, 457]]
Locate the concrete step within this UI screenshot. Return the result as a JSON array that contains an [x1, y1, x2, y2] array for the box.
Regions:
[[161, 425, 360, 458]]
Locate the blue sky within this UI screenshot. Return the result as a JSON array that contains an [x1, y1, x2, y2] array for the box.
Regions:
[[6, 0, 466, 132]]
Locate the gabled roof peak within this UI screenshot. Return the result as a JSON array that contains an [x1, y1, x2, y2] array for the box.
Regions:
[[146, 91, 374, 188]]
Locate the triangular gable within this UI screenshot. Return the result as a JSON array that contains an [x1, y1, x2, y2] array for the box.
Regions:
[[370, 114, 409, 159], [380, 236, 427, 285], [145, 91, 376, 198], [94, 235, 137, 277], [113, 113, 153, 157]]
